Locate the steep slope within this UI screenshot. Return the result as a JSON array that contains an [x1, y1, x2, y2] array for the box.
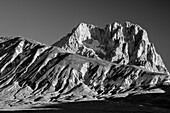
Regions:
[[0, 37, 169, 109], [53, 22, 169, 74]]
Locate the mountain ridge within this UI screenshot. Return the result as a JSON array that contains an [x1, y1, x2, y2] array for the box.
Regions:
[[53, 22, 169, 75], [0, 22, 169, 110]]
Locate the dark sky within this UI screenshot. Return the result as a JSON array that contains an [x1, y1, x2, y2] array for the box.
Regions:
[[0, 0, 170, 70]]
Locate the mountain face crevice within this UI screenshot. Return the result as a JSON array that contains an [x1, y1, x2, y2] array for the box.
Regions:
[[0, 22, 169, 109], [53, 22, 169, 74]]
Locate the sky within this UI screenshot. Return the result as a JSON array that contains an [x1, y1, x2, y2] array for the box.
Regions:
[[0, 0, 169, 70]]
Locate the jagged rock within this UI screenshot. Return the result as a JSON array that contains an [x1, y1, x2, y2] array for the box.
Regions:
[[0, 37, 169, 109], [53, 22, 169, 74]]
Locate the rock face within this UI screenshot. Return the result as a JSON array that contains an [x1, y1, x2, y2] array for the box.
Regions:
[[0, 37, 169, 109], [53, 22, 169, 74], [0, 22, 169, 110]]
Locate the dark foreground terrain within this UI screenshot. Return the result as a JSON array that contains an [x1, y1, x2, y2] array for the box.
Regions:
[[2, 87, 170, 113], [2, 100, 170, 113]]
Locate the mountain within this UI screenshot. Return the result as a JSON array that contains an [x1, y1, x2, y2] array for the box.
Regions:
[[0, 22, 169, 110], [0, 36, 169, 110], [53, 22, 169, 74]]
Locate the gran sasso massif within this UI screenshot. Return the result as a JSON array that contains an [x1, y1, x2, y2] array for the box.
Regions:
[[0, 22, 169, 110]]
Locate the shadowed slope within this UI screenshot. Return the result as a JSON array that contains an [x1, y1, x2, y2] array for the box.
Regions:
[[0, 37, 169, 110]]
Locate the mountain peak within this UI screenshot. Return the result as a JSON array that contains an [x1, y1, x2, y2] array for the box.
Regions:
[[0, 22, 170, 109], [53, 22, 169, 74]]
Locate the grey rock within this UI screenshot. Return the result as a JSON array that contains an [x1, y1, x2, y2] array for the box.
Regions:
[[0, 37, 169, 109], [53, 22, 169, 74]]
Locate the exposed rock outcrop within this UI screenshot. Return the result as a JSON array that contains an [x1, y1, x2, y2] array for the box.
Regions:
[[53, 22, 169, 74], [0, 37, 169, 109]]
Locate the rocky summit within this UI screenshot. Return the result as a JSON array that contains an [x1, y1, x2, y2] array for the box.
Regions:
[[53, 22, 169, 74], [0, 22, 169, 110]]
